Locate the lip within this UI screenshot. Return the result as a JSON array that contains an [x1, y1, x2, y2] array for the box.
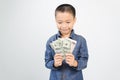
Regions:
[[61, 29, 69, 31]]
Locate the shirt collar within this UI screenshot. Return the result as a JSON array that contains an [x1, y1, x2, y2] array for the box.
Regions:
[[57, 29, 75, 39]]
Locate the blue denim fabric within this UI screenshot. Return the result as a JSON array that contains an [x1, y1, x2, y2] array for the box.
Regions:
[[45, 30, 89, 80]]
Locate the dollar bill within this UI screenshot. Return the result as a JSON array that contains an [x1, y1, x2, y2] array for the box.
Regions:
[[50, 38, 77, 59], [50, 38, 63, 53], [66, 38, 77, 53], [62, 39, 71, 53]]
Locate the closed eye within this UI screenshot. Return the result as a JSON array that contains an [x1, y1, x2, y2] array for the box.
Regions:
[[58, 22, 62, 24], [66, 22, 70, 24]]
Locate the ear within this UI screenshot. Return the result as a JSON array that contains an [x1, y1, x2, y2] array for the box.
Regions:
[[74, 17, 76, 23]]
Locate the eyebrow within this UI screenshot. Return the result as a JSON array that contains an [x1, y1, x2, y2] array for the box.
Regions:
[[57, 20, 72, 22]]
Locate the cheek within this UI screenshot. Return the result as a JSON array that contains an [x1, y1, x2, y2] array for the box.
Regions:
[[68, 24, 74, 29], [56, 25, 61, 29], [56, 24, 60, 28]]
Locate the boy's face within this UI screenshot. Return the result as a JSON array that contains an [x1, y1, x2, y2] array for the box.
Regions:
[[55, 12, 76, 36]]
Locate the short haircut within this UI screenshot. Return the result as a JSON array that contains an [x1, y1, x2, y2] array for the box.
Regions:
[[55, 4, 76, 18]]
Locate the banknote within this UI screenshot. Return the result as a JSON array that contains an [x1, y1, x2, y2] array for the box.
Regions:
[[50, 38, 77, 59], [62, 38, 71, 53], [66, 38, 77, 53], [50, 38, 63, 53]]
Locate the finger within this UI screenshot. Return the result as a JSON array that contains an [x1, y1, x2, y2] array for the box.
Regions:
[[66, 60, 71, 65], [55, 54, 63, 58], [55, 53, 63, 56], [56, 61, 62, 65], [66, 56, 73, 60], [58, 62, 62, 66], [65, 58, 71, 62], [55, 56, 62, 58], [54, 56, 63, 60], [66, 54, 73, 58], [54, 55, 63, 58], [56, 59, 62, 62]]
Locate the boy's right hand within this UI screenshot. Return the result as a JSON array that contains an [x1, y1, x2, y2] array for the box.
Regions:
[[54, 54, 63, 67]]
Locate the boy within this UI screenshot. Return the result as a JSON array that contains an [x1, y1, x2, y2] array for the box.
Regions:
[[45, 4, 89, 80]]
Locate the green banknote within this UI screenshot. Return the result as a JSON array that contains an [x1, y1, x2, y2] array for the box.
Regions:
[[50, 38, 77, 59]]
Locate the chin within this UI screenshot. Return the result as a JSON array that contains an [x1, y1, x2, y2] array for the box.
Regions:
[[61, 31, 69, 35]]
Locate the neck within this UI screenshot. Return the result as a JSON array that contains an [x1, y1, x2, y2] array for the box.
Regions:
[[61, 33, 70, 38]]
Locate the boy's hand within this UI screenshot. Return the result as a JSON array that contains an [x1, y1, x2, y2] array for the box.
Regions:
[[54, 54, 63, 67], [65, 53, 78, 67]]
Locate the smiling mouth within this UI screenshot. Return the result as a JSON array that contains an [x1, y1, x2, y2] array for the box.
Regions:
[[61, 29, 69, 31]]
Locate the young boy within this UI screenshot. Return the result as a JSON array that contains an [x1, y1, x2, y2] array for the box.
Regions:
[[45, 4, 89, 80]]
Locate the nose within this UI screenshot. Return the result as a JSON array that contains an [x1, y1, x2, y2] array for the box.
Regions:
[[61, 23, 67, 28]]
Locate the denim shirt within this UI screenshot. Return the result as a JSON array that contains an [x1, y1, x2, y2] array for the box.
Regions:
[[45, 30, 89, 80]]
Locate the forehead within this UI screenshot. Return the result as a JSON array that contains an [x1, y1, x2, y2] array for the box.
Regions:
[[55, 12, 74, 21]]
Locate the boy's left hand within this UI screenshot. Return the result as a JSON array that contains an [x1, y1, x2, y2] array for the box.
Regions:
[[65, 53, 78, 67]]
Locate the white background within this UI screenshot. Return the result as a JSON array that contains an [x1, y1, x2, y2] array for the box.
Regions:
[[0, 0, 120, 80]]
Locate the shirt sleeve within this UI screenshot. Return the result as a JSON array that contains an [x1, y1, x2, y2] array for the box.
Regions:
[[74, 38, 89, 71], [45, 40, 62, 70]]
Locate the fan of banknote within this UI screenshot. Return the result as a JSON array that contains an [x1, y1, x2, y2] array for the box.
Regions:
[[50, 38, 77, 59]]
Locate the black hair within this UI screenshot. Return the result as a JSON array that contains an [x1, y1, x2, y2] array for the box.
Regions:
[[55, 4, 76, 18]]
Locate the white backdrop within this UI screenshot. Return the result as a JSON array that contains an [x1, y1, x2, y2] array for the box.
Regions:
[[0, 0, 120, 80]]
